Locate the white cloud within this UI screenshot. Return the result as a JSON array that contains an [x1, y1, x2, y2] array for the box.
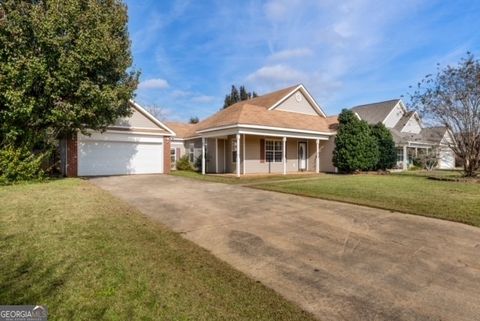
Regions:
[[247, 64, 305, 84], [138, 78, 170, 90], [269, 48, 313, 60], [191, 95, 216, 104], [263, 0, 301, 22], [170, 90, 192, 98]]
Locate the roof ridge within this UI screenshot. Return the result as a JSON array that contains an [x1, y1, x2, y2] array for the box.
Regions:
[[351, 98, 400, 109]]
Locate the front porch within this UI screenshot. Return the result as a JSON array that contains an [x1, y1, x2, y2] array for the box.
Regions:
[[198, 129, 335, 177], [397, 143, 434, 170]]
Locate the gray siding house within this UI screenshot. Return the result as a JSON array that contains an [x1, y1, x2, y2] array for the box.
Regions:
[[351, 99, 455, 169]]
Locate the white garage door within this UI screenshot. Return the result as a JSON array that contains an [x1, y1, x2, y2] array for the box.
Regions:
[[78, 132, 164, 176], [438, 148, 455, 169]]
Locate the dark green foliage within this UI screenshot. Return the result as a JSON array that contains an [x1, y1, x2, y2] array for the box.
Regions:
[[0, 0, 139, 180], [223, 85, 258, 108], [0, 146, 46, 184], [175, 155, 193, 171], [370, 123, 397, 170], [189, 116, 199, 124], [333, 109, 379, 173]]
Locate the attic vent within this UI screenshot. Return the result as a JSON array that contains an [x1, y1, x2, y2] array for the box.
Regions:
[[295, 92, 302, 102]]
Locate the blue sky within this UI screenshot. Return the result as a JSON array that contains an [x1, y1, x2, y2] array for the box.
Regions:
[[125, 0, 480, 121]]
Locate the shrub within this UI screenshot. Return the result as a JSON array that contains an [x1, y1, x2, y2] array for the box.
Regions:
[[370, 123, 397, 170], [175, 155, 193, 171], [194, 153, 209, 172], [333, 109, 379, 173], [0, 146, 47, 184]]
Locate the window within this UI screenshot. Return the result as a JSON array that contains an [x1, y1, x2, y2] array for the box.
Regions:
[[189, 143, 195, 162], [232, 140, 237, 163], [396, 148, 403, 162], [170, 148, 176, 169], [265, 140, 282, 162]]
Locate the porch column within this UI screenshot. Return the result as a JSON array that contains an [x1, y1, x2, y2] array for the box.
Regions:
[[402, 145, 408, 170], [236, 134, 241, 177], [243, 134, 246, 174], [316, 139, 320, 173], [215, 138, 218, 173], [282, 137, 287, 175], [202, 137, 206, 175]]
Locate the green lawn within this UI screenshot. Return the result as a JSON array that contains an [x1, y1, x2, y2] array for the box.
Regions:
[[253, 173, 480, 227], [172, 170, 480, 227], [0, 179, 316, 321], [171, 170, 319, 185]]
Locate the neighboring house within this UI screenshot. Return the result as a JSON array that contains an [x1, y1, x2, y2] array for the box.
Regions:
[[61, 100, 175, 176], [166, 84, 338, 176], [351, 99, 455, 169]]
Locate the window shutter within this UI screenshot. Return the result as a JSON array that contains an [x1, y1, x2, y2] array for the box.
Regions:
[[260, 139, 265, 163]]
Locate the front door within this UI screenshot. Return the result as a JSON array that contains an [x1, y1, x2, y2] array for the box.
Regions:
[[298, 142, 307, 171]]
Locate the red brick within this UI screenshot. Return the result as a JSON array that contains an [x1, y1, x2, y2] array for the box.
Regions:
[[163, 137, 171, 174]]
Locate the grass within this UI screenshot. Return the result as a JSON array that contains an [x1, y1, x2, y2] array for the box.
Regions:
[[171, 170, 319, 185], [173, 169, 480, 227], [0, 179, 317, 321], [253, 173, 480, 227]]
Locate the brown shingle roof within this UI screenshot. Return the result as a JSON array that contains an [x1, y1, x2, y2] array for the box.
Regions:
[[165, 122, 198, 139], [196, 103, 334, 133], [244, 85, 299, 109], [168, 85, 337, 138]]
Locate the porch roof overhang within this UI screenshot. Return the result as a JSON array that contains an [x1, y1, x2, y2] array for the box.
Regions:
[[196, 124, 333, 140], [397, 141, 435, 148]]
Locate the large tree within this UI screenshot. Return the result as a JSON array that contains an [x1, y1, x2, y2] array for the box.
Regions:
[[332, 109, 379, 173], [409, 53, 480, 177], [0, 0, 139, 149], [370, 123, 397, 170], [223, 85, 258, 108]]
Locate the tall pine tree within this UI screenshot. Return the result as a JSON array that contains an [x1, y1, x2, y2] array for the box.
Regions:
[[223, 85, 258, 108]]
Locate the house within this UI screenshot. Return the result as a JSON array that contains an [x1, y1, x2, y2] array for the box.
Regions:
[[350, 99, 455, 169], [61, 100, 175, 176], [166, 84, 338, 176], [63, 84, 455, 177]]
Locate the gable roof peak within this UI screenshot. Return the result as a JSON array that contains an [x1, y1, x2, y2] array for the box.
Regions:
[[349, 98, 402, 125]]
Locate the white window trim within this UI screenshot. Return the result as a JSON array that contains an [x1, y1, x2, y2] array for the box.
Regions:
[[265, 139, 283, 163]]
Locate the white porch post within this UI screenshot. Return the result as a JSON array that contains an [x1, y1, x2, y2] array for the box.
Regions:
[[316, 139, 320, 173], [282, 137, 287, 175], [402, 145, 408, 170], [202, 137, 206, 175], [236, 134, 241, 177], [215, 138, 218, 173], [243, 134, 246, 175], [223, 140, 226, 173]]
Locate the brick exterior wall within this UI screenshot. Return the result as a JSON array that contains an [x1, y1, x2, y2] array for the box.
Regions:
[[163, 136, 171, 174], [66, 133, 78, 177]]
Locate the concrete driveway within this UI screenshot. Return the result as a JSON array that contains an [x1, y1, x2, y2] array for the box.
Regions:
[[91, 174, 480, 321]]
